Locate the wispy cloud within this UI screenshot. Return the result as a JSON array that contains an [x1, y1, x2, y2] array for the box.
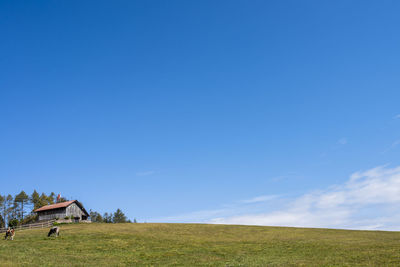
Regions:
[[382, 140, 400, 154], [210, 165, 400, 230], [394, 114, 400, 119], [241, 195, 280, 204], [136, 170, 156, 177], [151, 194, 284, 224], [156, 165, 400, 230]]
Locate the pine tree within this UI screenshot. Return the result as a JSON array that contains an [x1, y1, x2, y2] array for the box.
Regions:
[[38, 193, 49, 207], [0, 214, 4, 228], [30, 190, 40, 210], [15, 191, 29, 220], [12, 199, 19, 220], [103, 212, 112, 223], [0, 195, 4, 227], [48, 192, 55, 204], [89, 210, 103, 222], [5, 194, 14, 223], [112, 209, 128, 223], [59, 197, 68, 203]]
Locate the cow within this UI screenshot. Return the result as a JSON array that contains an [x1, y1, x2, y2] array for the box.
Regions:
[[48, 226, 60, 237], [4, 227, 15, 240]]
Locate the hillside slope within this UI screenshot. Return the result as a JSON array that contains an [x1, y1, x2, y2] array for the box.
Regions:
[[1, 223, 400, 266]]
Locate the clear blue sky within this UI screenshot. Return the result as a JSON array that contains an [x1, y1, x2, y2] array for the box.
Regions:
[[1, 1, 400, 229]]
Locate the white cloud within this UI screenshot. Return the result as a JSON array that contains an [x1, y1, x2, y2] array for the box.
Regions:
[[155, 165, 400, 230], [151, 195, 283, 224], [210, 165, 400, 230], [395, 114, 400, 119], [241, 195, 279, 204]]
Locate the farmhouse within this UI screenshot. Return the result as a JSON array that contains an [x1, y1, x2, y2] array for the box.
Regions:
[[34, 200, 89, 222]]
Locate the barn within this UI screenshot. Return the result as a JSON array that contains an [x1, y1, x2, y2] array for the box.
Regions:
[[34, 200, 89, 222]]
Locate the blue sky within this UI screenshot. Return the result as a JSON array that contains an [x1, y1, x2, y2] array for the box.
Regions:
[[1, 1, 400, 229]]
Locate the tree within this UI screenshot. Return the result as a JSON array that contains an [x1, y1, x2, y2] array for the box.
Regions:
[[30, 190, 40, 210], [0, 214, 4, 228], [58, 197, 68, 203], [112, 209, 128, 223], [5, 194, 13, 224], [15, 191, 29, 220], [89, 210, 103, 223], [38, 193, 50, 207], [0, 195, 5, 227], [133, 218, 137, 223], [94, 213, 103, 222], [103, 212, 112, 223], [48, 192, 55, 204], [20, 214, 37, 225], [11, 200, 18, 220], [8, 218, 18, 228]]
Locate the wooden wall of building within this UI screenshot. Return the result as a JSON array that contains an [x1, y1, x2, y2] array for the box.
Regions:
[[37, 203, 88, 221], [66, 203, 86, 219], [38, 208, 67, 221]]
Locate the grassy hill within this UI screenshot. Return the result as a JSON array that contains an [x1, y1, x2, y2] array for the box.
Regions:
[[1, 223, 400, 266]]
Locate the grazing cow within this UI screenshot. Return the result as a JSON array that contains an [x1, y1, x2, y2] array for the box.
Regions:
[[4, 228, 15, 240], [48, 226, 60, 237]]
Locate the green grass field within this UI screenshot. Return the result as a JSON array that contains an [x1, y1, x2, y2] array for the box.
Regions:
[[1, 223, 400, 266]]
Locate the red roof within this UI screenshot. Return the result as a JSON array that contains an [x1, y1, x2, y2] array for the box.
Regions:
[[34, 200, 76, 212]]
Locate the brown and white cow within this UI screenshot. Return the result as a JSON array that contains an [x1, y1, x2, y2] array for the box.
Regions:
[[4, 228, 15, 240]]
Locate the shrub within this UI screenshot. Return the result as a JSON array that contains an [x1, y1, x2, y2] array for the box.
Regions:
[[20, 214, 38, 225], [8, 219, 19, 228]]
